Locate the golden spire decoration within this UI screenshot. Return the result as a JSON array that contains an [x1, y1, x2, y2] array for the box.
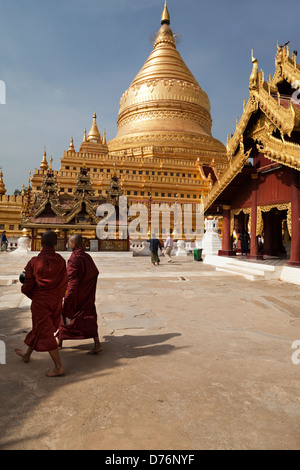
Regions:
[[83, 128, 87, 143], [68, 136, 75, 152], [28, 171, 32, 190], [40, 147, 48, 171], [87, 112, 102, 143], [49, 156, 53, 172], [249, 49, 259, 90], [161, 0, 170, 25], [0, 166, 6, 195]]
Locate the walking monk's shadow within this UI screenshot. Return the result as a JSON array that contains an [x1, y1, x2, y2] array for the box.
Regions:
[[61, 332, 183, 375], [101, 331, 183, 361]]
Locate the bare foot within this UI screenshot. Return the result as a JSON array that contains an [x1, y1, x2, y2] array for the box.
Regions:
[[15, 349, 31, 363], [45, 366, 65, 377], [88, 344, 104, 355], [56, 339, 63, 350]]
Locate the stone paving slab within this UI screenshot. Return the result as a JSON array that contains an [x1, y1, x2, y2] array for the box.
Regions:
[[0, 251, 300, 450]]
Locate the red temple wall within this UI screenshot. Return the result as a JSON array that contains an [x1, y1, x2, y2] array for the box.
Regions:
[[230, 184, 252, 209], [257, 168, 292, 206], [230, 167, 292, 210], [254, 153, 272, 169]]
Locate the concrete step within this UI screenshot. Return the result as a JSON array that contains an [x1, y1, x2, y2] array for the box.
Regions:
[[216, 265, 265, 281], [216, 262, 282, 281], [228, 259, 277, 272], [204, 254, 300, 285]]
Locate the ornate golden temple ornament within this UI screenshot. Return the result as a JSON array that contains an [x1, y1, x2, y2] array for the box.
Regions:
[[226, 43, 300, 160], [226, 96, 258, 157], [256, 203, 292, 237], [256, 133, 300, 170], [204, 147, 251, 211]]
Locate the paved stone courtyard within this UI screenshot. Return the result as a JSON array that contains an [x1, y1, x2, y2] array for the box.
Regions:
[[0, 250, 300, 450]]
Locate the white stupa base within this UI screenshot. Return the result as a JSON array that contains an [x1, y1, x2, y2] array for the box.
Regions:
[[10, 236, 31, 255], [202, 218, 222, 255], [176, 240, 187, 256]]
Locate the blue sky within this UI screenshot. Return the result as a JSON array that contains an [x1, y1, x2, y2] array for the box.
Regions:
[[0, 0, 299, 194]]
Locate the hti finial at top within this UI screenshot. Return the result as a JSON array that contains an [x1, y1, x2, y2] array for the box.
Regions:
[[161, 0, 170, 25]]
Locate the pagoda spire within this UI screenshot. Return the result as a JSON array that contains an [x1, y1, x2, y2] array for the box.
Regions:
[[40, 147, 48, 171], [28, 171, 32, 190], [37, 158, 60, 206], [161, 0, 170, 25], [73, 157, 94, 199], [107, 167, 123, 207], [0, 167, 6, 195], [68, 136, 75, 152], [87, 111, 102, 143]]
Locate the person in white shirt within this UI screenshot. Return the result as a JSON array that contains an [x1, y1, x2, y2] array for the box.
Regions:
[[165, 234, 174, 263]]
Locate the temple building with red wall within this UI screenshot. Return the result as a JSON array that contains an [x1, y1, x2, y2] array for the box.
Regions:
[[204, 43, 300, 266]]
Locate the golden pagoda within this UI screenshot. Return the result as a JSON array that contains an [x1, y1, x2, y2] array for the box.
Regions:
[[110, 1, 221, 154], [30, 2, 227, 209]]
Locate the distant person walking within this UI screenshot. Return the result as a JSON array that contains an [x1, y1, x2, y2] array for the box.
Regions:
[[57, 234, 102, 355], [148, 236, 162, 266], [164, 234, 174, 263], [15, 230, 68, 377], [1, 231, 8, 251]]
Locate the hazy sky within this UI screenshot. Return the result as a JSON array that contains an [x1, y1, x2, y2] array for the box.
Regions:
[[0, 0, 299, 194]]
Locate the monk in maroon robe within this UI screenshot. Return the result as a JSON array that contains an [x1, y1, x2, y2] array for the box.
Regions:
[[15, 230, 68, 377], [57, 234, 102, 354]]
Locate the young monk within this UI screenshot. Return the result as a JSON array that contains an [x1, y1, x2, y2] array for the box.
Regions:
[[15, 230, 68, 377], [57, 234, 102, 354]]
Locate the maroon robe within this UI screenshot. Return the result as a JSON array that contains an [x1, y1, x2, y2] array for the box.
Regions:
[[58, 246, 99, 341], [22, 247, 68, 352]]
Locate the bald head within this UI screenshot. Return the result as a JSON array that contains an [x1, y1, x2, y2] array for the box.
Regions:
[[69, 234, 83, 251]]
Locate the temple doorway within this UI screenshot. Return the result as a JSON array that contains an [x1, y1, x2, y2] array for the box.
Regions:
[[262, 208, 288, 257], [233, 211, 250, 254]]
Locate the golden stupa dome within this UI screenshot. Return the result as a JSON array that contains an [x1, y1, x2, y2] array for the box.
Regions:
[[109, 1, 221, 151]]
